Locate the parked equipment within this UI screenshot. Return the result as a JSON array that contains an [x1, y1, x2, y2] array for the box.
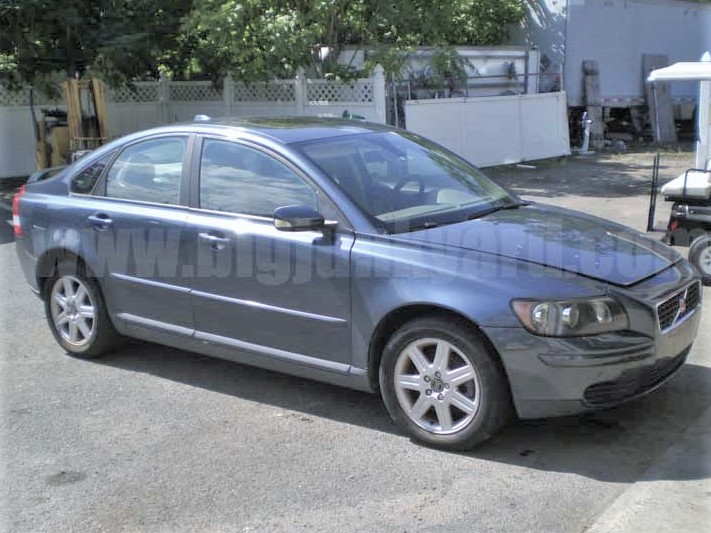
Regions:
[[33, 108, 70, 169], [33, 78, 109, 170], [648, 54, 711, 282]]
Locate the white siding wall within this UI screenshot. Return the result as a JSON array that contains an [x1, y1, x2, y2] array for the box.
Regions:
[[0, 107, 38, 178]]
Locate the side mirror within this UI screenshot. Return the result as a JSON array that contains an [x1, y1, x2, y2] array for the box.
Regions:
[[273, 205, 325, 232]]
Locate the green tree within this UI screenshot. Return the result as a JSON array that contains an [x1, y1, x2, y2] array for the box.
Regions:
[[182, 0, 525, 81], [0, 0, 192, 89], [0, 0, 524, 87]]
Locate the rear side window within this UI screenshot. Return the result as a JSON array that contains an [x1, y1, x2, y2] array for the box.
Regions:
[[105, 137, 185, 205], [199, 139, 317, 216], [71, 151, 115, 194]]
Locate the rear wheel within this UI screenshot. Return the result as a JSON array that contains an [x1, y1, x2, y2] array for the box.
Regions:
[[689, 234, 711, 285], [44, 259, 118, 358], [379, 317, 511, 450]]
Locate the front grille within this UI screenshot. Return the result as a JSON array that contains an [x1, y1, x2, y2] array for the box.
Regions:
[[656, 282, 701, 332], [583, 349, 688, 406]]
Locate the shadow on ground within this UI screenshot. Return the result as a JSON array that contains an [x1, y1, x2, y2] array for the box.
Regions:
[[486, 155, 677, 199], [96, 339, 711, 484]]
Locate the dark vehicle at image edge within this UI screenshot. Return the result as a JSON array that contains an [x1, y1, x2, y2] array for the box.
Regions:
[[13, 118, 702, 450]]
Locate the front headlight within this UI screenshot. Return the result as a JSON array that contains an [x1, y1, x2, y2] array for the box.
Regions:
[[511, 297, 629, 337]]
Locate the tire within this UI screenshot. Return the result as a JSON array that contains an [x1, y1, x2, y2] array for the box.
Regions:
[[43, 258, 119, 358], [688, 234, 711, 285], [379, 316, 512, 451]]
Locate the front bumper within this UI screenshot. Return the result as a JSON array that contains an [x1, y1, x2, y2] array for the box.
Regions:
[[483, 288, 701, 419]]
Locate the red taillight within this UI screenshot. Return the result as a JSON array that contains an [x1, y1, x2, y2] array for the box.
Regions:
[[12, 184, 26, 237]]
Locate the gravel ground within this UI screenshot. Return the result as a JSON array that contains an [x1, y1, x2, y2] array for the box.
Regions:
[[486, 146, 694, 231]]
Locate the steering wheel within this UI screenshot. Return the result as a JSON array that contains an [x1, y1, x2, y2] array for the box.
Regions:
[[387, 176, 427, 209]]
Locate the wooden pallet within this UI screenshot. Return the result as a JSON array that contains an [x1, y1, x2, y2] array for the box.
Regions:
[[583, 60, 605, 150]]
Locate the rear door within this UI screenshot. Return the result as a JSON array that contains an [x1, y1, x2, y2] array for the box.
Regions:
[[81, 134, 195, 333], [185, 137, 354, 366]]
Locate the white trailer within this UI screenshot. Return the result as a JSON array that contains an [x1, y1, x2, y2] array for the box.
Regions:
[[338, 46, 541, 97], [510, 0, 711, 108]]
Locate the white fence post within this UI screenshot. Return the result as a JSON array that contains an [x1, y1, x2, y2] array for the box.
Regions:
[[158, 73, 170, 124], [373, 64, 386, 124], [223, 74, 234, 116], [295, 67, 306, 116]]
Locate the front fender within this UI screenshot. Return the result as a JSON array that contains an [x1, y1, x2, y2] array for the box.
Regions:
[[348, 233, 608, 372]]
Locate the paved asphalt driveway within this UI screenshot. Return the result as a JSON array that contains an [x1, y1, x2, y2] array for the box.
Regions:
[[2, 153, 710, 532]]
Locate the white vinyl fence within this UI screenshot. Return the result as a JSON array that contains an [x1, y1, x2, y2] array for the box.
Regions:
[[0, 66, 386, 179], [404, 92, 571, 168]]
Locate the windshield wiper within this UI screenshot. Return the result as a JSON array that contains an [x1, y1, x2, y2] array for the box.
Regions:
[[403, 220, 446, 232], [389, 199, 530, 233], [466, 200, 531, 221]]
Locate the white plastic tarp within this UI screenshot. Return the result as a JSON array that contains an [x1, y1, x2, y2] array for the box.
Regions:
[[648, 52, 711, 170], [647, 61, 711, 83]]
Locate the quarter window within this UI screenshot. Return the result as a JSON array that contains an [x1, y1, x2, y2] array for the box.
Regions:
[[105, 137, 185, 204], [71, 151, 115, 194], [199, 139, 317, 216]]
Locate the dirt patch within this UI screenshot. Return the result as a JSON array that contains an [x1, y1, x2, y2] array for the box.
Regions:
[[486, 149, 694, 199], [485, 147, 696, 233]]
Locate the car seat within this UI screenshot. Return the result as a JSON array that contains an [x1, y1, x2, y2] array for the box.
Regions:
[[316, 155, 369, 209]]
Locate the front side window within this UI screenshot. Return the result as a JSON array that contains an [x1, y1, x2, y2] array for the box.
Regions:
[[105, 137, 185, 204], [71, 151, 115, 194], [295, 131, 517, 232], [199, 139, 317, 217]]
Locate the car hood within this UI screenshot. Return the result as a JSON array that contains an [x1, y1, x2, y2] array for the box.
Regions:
[[398, 204, 681, 287]]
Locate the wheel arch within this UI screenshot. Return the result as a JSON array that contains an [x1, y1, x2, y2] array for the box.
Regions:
[[36, 248, 98, 299], [367, 304, 511, 393], [38, 247, 121, 358]]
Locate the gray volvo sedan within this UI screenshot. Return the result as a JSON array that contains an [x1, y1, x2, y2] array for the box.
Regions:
[[13, 118, 701, 450]]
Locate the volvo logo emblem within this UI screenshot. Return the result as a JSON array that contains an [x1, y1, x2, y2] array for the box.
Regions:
[[675, 290, 688, 323]]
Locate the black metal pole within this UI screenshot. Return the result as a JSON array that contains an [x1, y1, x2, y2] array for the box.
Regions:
[[392, 72, 399, 128], [647, 152, 660, 232]]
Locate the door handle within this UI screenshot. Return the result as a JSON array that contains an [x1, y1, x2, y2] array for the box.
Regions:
[[198, 232, 230, 250], [87, 213, 113, 231]]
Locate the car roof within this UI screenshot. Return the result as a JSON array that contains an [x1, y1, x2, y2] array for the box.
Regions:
[[136, 116, 395, 145]]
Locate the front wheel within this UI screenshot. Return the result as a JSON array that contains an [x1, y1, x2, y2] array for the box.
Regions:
[[44, 259, 119, 358], [689, 234, 711, 285], [379, 317, 512, 450]]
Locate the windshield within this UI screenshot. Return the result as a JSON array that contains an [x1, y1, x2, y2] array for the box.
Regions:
[[294, 130, 518, 232]]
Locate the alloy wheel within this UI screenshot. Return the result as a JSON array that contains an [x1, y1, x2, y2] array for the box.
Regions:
[[393, 337, 482, 435], [698, 246, 711, 275], [50, 275, 96, 347]]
